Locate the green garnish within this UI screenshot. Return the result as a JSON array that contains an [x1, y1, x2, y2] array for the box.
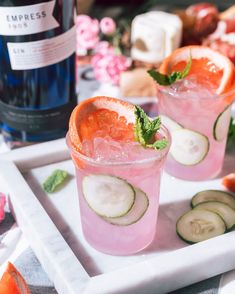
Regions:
[[147, 52, 192, 86], [134, 105, 168, 150], [43, 169, 68, 193]]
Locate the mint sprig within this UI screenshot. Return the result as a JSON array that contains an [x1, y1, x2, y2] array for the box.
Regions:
[[147, 52, 192, 86], [43, 169, 68, 193], [134, 106, 168, 150]]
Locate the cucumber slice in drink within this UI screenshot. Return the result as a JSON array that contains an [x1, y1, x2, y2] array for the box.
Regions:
[[160, 115, 183, 132], [170, 129, 209, 165], [194, 201, 235, 230], [191, 190, 235, 210], [103, 187, 149, 226], [213, 105, 232, 142], [82, 174, 135, 218], [176, 209, 226, 243]]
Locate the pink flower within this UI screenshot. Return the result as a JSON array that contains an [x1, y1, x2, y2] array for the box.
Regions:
[[76, 15, 100, 50], [91, 47, 131, 85], [0, 193, 6, 223], [100, 17, 116, 35], [94, 41, 115, 55]]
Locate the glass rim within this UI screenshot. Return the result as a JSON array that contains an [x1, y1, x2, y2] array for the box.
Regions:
[[157, 85, 235, 101], [66, 124, 171, 167]]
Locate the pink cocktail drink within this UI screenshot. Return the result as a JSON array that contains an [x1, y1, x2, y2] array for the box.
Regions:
[[67, 132, 170, 255], [158, 76, 234, 180], [67, 97, 170, 255]]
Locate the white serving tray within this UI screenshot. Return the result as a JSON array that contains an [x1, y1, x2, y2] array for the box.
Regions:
[[0, 138, 235, 294]]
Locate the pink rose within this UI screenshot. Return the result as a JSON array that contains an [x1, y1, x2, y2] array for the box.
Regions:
[[94, 41, 115, 55], [76, 15, 100, 50], [91, 48, 131, 85], [0, 193, 6, 223], [100, 17, 116, 35]]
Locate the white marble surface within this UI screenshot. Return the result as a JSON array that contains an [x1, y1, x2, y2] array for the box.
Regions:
[[0, 138, 235, 293], [0, 147, 89, 294]]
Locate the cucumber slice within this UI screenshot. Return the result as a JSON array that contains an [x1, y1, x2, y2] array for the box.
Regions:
[[194, 201, 235, 230], [191, 190, 235, 210], [213, 105, 232, 142], [160, 115, 183, 133], [170, 129, 209, 165], [82, 174, 135, 218], [103, 187, 149, 226], [176, 209, 226, 243]]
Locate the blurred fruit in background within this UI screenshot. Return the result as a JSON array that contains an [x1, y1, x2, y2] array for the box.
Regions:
[[175, 3, 219, 45], [203, 5, 235, 63]]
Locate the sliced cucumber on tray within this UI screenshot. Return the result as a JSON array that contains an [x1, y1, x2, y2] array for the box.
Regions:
[[194, 201, 235, 230], [82, 174, 149, 225], [191, 190, 235, 210], [213, 105, 232, 142], [170, 129, 209, 166], [176, 209, 226, 243], [176, 189, 235, 243]]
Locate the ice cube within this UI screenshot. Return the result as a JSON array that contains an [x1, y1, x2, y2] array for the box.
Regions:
[[81, 139, 94, 157], [170, 75, 216, 99], [93, 137, 108, 161], [92, 136, 127, 162], [121, 141, 158, 161], [83, 134, 160, 163]]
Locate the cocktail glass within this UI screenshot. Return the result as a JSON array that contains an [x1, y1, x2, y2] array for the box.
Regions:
[[157, 82, 235, 181], [66, 122, 170, 255]]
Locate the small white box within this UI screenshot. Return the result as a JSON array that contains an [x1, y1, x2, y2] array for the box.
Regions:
[[131, 11, 183, 64]]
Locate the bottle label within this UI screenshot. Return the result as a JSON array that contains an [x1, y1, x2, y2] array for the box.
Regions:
[[0, 99, 77, 133], [7, 26, 76, 70], [0, 0, 59, 36]]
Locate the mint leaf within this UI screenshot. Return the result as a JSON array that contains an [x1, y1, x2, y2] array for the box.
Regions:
[[148, 52, 192, 86], [134, 106, 160, 143], [134, 105, 151, 144], [43, 169, 68, 193], [150, 139, 168, 150], [180, 52, 192, 78], [147, 70, 171, 86], [134, 105, 168, 150]]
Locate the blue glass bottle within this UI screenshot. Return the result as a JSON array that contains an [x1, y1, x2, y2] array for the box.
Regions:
[[0, 0, 77, 148]]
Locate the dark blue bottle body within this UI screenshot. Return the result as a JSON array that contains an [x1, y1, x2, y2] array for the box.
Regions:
[[0, 0, 77, 148]]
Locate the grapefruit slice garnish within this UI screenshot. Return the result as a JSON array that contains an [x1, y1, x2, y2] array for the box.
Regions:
[[222, 173, 235, 193], [159, 45, 235, 95], [0, 262, 31, 294], [69, 96, 135, 154]]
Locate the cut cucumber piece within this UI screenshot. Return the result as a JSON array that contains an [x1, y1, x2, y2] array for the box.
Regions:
[[170, 129, 209, 165], [82, 174, 135, 218], [191, 190, 235, 210], [103, 187, 149, 226], [160, 115, 183, 133], [176, 209, 226, 243], [213, 105, 232, 142], [194, 201, 235, 230]]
